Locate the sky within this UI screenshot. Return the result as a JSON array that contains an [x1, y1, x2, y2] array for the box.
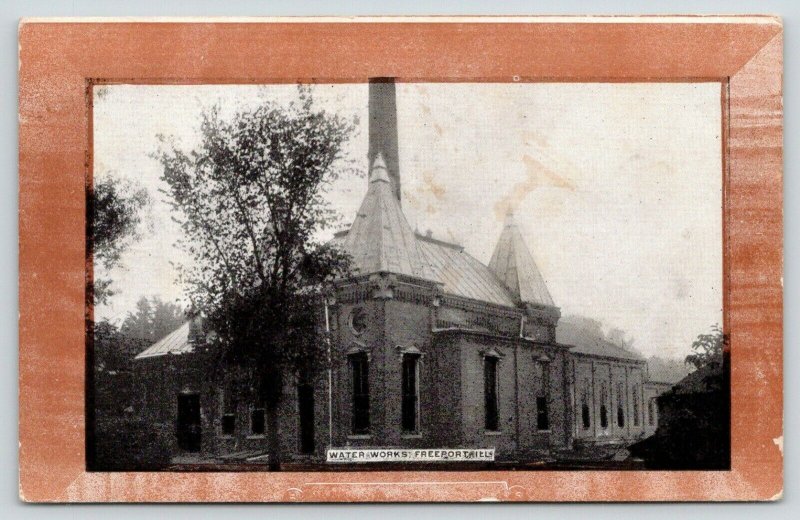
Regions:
[[93, 82, 722, 360]]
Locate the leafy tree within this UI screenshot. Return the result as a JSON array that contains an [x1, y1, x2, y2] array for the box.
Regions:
[[156, 86, 357, 470], [121, 296, 185, 343], [90, 173, 150, 305], [93, 319, 150, 410], [685, 324, 726, 371]]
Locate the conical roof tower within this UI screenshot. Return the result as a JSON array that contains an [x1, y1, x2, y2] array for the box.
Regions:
[[342, 153, 434, 280], [488, 211, 555, 307]]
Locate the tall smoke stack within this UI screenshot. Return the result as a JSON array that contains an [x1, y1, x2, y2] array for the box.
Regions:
[[368, 78, 401, 205]]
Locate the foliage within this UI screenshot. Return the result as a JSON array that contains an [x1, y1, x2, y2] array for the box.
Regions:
[[91, 173, 150, 305], [558, 315, 637, 352], [93, 319, 150, 376], [156, 85, 358, 469], [93, 416, 173, 471], [121, 296, 185, 343], [685, 324, 726, 371], [645, 355, 691, 384], [629, 384, 730, 470]]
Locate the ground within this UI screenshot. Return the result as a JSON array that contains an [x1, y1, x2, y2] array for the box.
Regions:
[[166, 444, 643, 471]]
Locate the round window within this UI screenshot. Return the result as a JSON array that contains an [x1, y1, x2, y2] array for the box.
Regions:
[[349, 307, 368, 335]]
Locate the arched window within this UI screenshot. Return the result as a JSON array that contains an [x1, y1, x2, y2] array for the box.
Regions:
[[581, 381, 591, 430], [632, 384, 640, 427], [582, 402, 591, 429], [616, 382, 625, 428], [535, 357, 550, 431]]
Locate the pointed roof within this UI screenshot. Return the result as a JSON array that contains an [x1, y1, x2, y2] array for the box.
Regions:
[[488, 211, 555, 307], [341, 154, 434, 280]]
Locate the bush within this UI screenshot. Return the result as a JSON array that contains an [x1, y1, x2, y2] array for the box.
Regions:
[[92, 416, 173, 470]]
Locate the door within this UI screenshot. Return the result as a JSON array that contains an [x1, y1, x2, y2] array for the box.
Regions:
[[177, 393, 201, 452], [298, 384, 315, 455]]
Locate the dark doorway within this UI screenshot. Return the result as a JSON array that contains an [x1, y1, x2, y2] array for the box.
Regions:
[[298, 384, 315, 454], [177, 393, 201, 452]]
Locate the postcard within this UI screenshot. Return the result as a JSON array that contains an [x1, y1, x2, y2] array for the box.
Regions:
[[18, 16, 783, 502]]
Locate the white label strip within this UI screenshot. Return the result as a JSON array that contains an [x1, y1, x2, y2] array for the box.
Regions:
[[326, 448, 495, 463]]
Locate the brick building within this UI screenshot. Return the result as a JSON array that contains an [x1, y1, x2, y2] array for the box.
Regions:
[[133, 79, 671, 464]]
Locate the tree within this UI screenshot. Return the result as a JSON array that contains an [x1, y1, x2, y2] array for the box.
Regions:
[[90, 173, 150, 305], [685, 324, 726, 371], [558, 315, 638, 353], [121, 296, 185, 343], [156, 86, 357, 470], [607, 326, 636, 352], [92, 319, 150, 412]]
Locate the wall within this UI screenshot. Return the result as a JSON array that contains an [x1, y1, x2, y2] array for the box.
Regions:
[[451, 333, 567, 460], [570, 355, 649, 444], [135, 344, 333, 463], [457, 335, 518, 458], [132, 287, 667, 464], [382, 298, 437, 448], [329, 296, 386, 448], [515, 346, 570, 455], [133, 354, 214, 455], [427, 334, 463, 446]]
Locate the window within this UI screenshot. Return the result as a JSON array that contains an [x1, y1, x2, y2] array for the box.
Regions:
[[536, 397, 549, 431], [329, 307, 339, 331], [535, 359, 550, 431], [250, 407, 265, 436], [648, 398, 656, 426], [582, 401, 591, 430], [581, 381, 591, 430], [616, 382, 625, 428], [599, 383, 609, 429], [350, 353, 370, 434], [401, 354, 420, 433], [221, 414, 235, 436], [348, 307, 368, 336], [220, 384, 236, 436], [484, 356, 499, 431], [632, 384, 640, 427]]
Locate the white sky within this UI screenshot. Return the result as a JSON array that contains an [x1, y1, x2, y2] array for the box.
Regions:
[[93, 82, 722, 360]]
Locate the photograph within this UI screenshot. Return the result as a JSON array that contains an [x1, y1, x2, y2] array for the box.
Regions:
[[88, 78, 727, 472]]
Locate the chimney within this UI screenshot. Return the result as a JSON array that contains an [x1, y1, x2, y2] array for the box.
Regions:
[[368, 78, 401, 205]]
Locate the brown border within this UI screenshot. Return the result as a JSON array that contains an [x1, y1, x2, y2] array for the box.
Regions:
[[18, 17, 783, 502]]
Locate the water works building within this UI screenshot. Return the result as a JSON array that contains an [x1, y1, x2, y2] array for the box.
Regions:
[[133, 80, 671, 464]]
